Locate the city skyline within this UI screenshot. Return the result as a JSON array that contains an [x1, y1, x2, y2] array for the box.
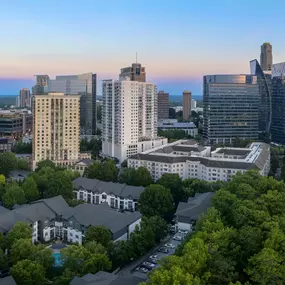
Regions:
[[1, 0, 285, 95]]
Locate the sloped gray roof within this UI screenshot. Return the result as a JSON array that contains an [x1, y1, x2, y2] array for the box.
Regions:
[[0, 211, 32, 233], [73, 177, 144, 200], [0, 276, 17, 285], [32, 195, 70, 216], [75, 159, 94, 166], [0, 206, 9, 215], [216, 148, 250, 156], [70, 272, 146, 285], [68, 203, 141, 235], [175, 192, 214, 221]]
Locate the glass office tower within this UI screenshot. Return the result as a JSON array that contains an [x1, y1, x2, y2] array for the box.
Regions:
[[203, 75, 259, 145], [271, 62, 285, 144]]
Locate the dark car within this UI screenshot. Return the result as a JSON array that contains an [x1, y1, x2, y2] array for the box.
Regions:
[[158, 247, 169, 254], [0, 269, 9, 278]]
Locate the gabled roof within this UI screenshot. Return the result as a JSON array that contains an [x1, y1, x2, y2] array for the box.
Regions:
[[70, 271, 146, 285], [32, 195, 70, 216], [175, 192, 214, 221], [67, 203, 141, 236], [0, 206, 10, 215], [73, 177, 144, 200], [75, 159, 94, 166], [0, 276, 17, 285]]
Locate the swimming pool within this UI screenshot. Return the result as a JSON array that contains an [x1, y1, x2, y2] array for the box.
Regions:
[[52, 252, 63, 267]]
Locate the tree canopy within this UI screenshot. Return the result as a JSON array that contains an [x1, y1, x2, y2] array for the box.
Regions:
[[145, 171, 285, 285], [118, 166, 153, 186], [85, 160, 118, 182]]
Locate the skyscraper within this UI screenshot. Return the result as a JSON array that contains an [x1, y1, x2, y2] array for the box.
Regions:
[[260, 42, 273, 71], [32, 75, 49, 95], [120, 63, 146, 82], [47, 73, 97, 135], [183, 90, 192, 120], [271, 62, 285, 144], [203, 75, 259, 145], [102, 77, 166, 162], [19, 88, 31, 108], [157, 91, 169, 120], [250, 59, 272, 138], [32, 92, 80, 170]]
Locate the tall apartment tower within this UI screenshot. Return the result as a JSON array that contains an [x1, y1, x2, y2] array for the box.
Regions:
[[271, 62, 285, 144], [183, 90, 192, 120], [32, 93, 80, 170], [157, 91, 169, 120], [19, 88, 31, 108], [102, 77, 166, 162], [47, 73, 97, 135], [260, 42, 273, 71], [120, 63, 146, 82], [203, 75, 259, 145]]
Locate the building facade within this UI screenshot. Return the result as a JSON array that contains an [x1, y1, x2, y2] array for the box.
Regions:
[[120, 63, 146, 82], [32, 93, 80, 170], [157, 91, 169, 120], [47, 73, 97, 135], [102, 77, 167, 162], [260, 42, 273, 72], [203, 75, 259, 145], [19, 88, 31, 108], [158, 119, 198, 137], [183, 90, 192, 120], [0, 195, 141, 245], [73, 177, 144, 211], [250, 59, 272, 137], [0, 110, 33, 138], [32, 75, 50, 95], [128, 140, 270, 182], [271, 62, 285, 144]]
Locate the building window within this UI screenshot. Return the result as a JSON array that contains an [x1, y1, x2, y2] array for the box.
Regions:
[[102, 194, 107, 199]]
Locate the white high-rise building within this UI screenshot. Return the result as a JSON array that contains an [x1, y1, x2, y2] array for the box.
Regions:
[[32, 92, 81, 170], [102, 77, 167, 162]]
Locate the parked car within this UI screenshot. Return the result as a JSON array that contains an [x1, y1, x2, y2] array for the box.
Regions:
[[165, 243, 176, 248], [173, 235, 182, 241], [0, 269, 9, 278], [158, 247, 169, 253], [150, 254, 158, 259], [136, 267, 148, 273], [148, 258, 158, 264], [143, 261, 156, 268]]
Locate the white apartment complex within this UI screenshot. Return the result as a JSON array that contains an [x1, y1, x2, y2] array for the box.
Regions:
[[102, 77, 167, 162], [158, 119, 198, 137], [128, 140, 270, 182], [32, 92, 80, 170]]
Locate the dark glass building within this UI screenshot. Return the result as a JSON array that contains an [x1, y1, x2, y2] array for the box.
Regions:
[[203, 75, 259, 145], [271, 62, 285, 144], [250, 59, 272, 140]]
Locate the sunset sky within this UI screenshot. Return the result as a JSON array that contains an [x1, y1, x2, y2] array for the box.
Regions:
[[1, 0, 285, 95]]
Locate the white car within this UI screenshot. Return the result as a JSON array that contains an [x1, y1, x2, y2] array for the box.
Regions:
[[165, 243, 176, 248], [173, 235, 182, 241]]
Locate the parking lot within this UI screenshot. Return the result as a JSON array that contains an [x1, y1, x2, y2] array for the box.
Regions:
[[131, 229, 190, 279]]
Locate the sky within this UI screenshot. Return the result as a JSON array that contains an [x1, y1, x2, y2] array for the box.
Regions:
[[0, 0, 285, 95]]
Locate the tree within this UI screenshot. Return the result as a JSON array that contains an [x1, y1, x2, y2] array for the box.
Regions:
[[2, 183, 26, 208], [118, 168, 136, 185], [133, 167, 153, 186], [85, 160, 118, 182], [109, 240, 133, 269], [84, 241, 107, 255], [17, 158, 29, 170], [0, 152, 18, 176], [11, 259, 45, 285], [13, 142, 32, 154], [36, 159, 56, 171], [138, 184, 174, 218], [5, 222, 32, 249], [0, 174, 5, 184], [61, 245, 111, 276], [10, 239, 36, 264], [22, 177, 40, 202], [0, 249, 8, 270], [157, 173, 186, 205], [32, 246, 54, 270], [85, 226, 112, 248], [141, 216, 167, 242], [246, 248, 285, 285]]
